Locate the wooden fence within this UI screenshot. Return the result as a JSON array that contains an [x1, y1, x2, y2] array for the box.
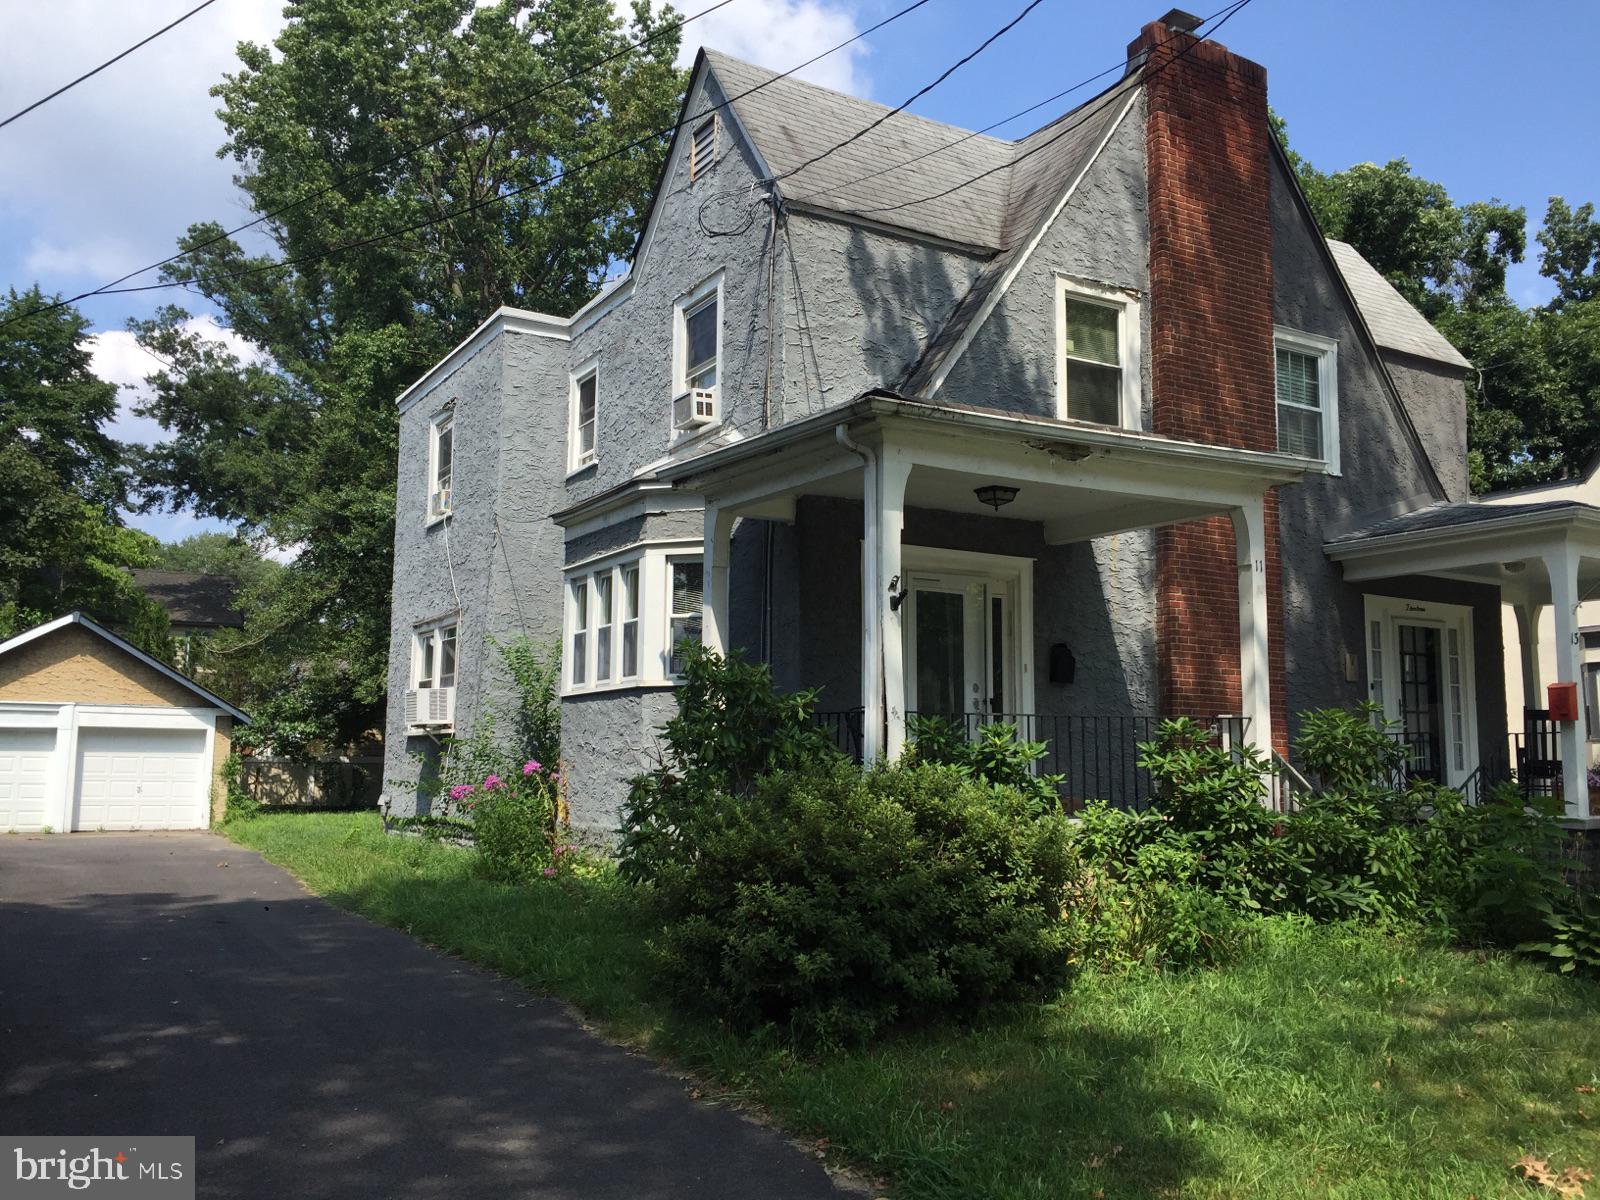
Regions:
[[235, 755, 384, 810]]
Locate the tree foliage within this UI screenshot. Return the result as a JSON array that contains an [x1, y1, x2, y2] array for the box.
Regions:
[[1277, 116, 1599, 492], [0, 288, 170, 651], [129, 0, 686, 741]]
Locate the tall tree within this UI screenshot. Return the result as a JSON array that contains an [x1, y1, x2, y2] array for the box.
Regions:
[[132, 0, 686, 744], [0, 287, 170, 650], [1277, 117, 1598, 492]]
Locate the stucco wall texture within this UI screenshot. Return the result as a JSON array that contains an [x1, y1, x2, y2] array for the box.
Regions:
[[382, 325, 569, 816]]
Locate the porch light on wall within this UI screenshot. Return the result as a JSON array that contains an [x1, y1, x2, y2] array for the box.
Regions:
[[974, 484, 1020, 512]]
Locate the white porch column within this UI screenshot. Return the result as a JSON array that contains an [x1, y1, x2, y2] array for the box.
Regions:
[[876, 451, 912, 761], [701, 504, 736, 654], [1513, 600, 1543, 709], [1230, 497, 1273, 755], [1543, 545, 1589, 819]]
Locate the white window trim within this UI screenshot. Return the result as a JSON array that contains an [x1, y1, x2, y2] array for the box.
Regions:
[[411, 617, 459, 690], [1363, 594, 1478, 788], [671, 271, 724, 444], [427, 408, 454, 524], [568, 355, 600, 475], [562, 540, 702, 695], [1273, 326, 1340, 476], [1054, 274, 1143, 432]]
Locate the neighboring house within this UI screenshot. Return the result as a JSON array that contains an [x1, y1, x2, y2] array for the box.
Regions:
[[380, 14, 1597, 836], [0, 613, 249, 832], [129, 568, 244, 670]]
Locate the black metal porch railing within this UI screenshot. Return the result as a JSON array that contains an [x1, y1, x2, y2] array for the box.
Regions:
[[811, 709, 1165, 811]]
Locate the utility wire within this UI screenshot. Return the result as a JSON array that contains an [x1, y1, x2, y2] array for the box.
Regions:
[[845, 0, 1253, 219], [0, 0, 223, 132], [3, 0, 743, 327], [770, 0, 1047, 183], [2, 0, 937, 321], [783, 0, 1258, 209]]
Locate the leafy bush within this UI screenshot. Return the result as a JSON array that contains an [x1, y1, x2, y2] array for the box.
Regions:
[[634, 760, 1075, 1044], [619, 645, 839, 883], [906, 716, 1065, 809], [1520, 895, 1600, 975], [472, 768, 558, 884], [495, 636, 561, 768], [621, 648, 1074, 1043]]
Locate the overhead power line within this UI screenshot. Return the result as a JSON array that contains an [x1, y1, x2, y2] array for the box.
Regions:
[[780, 0, 1263, 210], [1, 0, 939, 325], [4, 0, 744, 327], [0, 0, 223, 132], [770, 0, 1048, 183], [844, 0, 1254, 219]]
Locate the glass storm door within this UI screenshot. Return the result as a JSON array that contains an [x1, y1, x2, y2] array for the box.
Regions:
[[1396, 622, 1445, 782], [906, 574, 1012, 719]]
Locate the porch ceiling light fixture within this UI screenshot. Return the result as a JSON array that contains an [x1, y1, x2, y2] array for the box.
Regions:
[[974, 484, 1020, 511]]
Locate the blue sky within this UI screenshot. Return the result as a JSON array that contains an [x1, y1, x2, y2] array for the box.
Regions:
[[1, 0, 1593, 542]]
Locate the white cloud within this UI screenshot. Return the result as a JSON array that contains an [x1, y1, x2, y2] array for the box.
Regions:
[[624, 0, 870, 96], [88, 315, 265, 446], [0, 1, 288, 302]]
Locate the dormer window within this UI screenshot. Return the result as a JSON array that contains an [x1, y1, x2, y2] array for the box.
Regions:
[[690, 115, 718, 181], [428, 411, 453, 519], [1056, 276, 1141, 429]]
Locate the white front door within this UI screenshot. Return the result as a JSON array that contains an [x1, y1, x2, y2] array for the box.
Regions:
[[1365, 595, 1477, 787], [0, 728, 56, 832], [73, 728, 208, 831], [905, 571, 1017, 719]]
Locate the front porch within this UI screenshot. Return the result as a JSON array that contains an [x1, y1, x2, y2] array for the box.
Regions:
[[1327, 498, 1600, 823], [662, 392, 1311, 799]]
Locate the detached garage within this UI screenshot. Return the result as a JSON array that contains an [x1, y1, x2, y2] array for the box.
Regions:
[[0, 613, 249, 832]]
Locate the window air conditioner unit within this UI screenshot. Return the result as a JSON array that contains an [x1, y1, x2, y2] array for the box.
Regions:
[[430, 485, 452, 517], [672, 389, 717, 430], [404, 686, 456, 730]]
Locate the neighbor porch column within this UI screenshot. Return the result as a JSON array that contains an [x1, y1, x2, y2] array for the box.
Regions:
[[1543, 544, 1589, 820], [1231, 497, 1273, 755], [876, 450, 912, 761], [1513, 600, 1543, 708], [702, 504, 736, 654]]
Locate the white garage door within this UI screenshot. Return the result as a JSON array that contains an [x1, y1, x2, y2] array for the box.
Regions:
[[0, 728, 56, 833], [73, 728, 208, 831]]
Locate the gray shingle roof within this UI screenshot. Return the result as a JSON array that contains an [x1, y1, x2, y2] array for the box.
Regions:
[[1327, 499, 1592, 543], [1325, 239, 1471, 370], [129, 569, 243, 629]]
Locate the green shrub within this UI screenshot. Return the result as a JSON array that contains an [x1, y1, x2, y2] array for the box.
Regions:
[[635, 760, 1075, 1044], [1520, 895, 1600, 975], [906, 716, 1064, 809], [473, 773, 558, 884]]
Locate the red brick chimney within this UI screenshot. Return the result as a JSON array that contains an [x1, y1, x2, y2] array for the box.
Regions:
[[1131, 13, 1287, 747]]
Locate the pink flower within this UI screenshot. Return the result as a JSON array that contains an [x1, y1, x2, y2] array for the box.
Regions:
[[523, 760, 541, 776], [448, 783, 475, 801], [542, 867, 557, 878], [484, 774, 502, 790]]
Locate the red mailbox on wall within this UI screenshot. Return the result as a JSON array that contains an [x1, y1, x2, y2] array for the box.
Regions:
[[1548, 681, 1580, 723]]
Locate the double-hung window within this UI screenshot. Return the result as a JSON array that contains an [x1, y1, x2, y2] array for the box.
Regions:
[[428, 411, 454, 519], [668, 558, 704, 677], [673, 274, 722, 433], [1056, 277, 1140, 428], [564, 550, 702, 692], [1273, 328, 1339, 473], [571, 364, 598, 470], [414, 621, 458, 690], [685, 295, 718, 392]]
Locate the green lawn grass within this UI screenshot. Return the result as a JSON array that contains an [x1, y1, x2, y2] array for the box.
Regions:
[[227, 810, 1600, 1199]]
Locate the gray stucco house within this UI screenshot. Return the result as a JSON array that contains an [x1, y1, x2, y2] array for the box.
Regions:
[[381, 14, 1600, 835]]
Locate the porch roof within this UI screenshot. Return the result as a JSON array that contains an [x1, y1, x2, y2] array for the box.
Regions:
[[656, 391, 1311, 541], [1325, 498, 1600, 599]]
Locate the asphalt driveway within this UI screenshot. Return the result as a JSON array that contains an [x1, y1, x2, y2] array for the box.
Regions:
[[0, 833, 851, 1199]]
